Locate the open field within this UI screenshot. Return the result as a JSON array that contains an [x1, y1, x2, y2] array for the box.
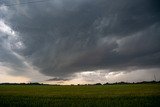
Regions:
[[0, 83, 160, 107]]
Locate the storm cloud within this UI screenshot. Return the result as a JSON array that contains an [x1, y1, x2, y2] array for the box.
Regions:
[[0, 0, 160, 79]]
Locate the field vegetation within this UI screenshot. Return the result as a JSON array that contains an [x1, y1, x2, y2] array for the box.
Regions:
[[0, 83, 160, 107]]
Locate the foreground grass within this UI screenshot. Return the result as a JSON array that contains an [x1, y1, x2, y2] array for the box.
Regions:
[[0, 84, 160, 107]]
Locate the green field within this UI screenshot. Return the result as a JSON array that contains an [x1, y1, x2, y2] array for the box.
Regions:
[[0, 84, 160, 107]]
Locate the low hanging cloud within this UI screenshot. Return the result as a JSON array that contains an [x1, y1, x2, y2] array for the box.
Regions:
[[0, 0, 160, 80]]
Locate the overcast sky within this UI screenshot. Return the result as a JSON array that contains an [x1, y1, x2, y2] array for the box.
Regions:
[[0, 0, 160, 84]]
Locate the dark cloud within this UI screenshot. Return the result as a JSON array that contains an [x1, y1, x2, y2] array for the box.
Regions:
[[46, 77, 69, 82], [1, 0, 160, 78]]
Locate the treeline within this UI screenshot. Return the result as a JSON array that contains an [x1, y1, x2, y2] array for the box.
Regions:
[[93, 81, 160, 85], [0, 81, 159, 86], [77, 81, 160, 86], [0, 82, 47, 85]]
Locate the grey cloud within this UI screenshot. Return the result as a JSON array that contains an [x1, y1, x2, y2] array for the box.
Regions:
[[46, 77, 69, 82], [0, 17, 30, 75], [1, 0, 160, 78], [0, 37, 28, 75], [116, 24, 160, 55]]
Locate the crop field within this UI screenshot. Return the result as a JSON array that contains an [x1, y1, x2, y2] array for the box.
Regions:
[[0, 83, 160, 107]]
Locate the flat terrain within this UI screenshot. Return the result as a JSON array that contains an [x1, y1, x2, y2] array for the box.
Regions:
[[0, 83, 160, 107]]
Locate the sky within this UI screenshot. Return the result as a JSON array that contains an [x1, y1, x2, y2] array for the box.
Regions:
[[0, 0, 160, 84]]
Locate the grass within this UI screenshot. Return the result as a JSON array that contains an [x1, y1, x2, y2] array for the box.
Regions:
[[0, 83, 160, 107]]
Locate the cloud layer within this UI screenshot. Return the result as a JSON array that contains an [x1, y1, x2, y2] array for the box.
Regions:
[[0, 0, 160, 80]]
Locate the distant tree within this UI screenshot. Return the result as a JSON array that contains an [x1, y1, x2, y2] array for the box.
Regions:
[[95, 83, 102, 85], [103, 83, 109, 85], [28, 82, 41, 85]]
